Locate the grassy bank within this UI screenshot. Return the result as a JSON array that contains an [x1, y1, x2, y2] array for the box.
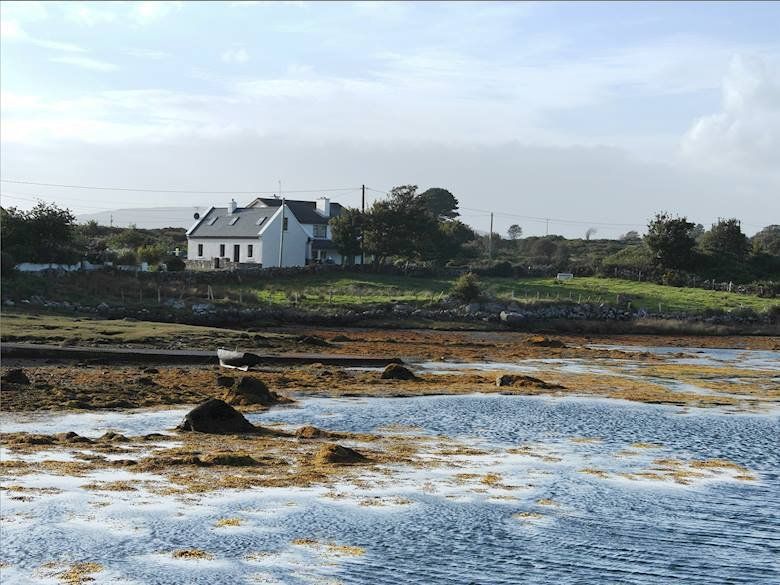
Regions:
[[2, 271, 777, 314], [0, 311, 295, 350]]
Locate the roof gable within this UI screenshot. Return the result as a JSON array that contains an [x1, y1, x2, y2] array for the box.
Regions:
[[247, 197, 343, 225]]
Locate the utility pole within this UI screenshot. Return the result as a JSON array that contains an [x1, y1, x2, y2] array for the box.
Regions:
[[360, 184, 365, 265], [488, 212, 494, 260], [545, 218, 549, 235], [109, 213, 113, 228], [278, 180, 285, 268]]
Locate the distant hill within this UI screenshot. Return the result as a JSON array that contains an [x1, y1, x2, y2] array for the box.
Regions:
[[76, 207, 209, 229]]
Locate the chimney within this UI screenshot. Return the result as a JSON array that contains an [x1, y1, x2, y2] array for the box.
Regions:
[[316, 196, 331, 217], [228, 198, 237, 214]]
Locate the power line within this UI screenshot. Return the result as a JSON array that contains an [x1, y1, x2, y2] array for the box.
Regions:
[[0, 178, 362, 195]]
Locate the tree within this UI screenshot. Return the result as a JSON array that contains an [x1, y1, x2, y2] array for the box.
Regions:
[[363, 185, 437, 263], [418, 187, 459, 220], [109, 226, 150, 249], [751, 225, 780, 256], [620, 230, 640, 242], [700, 218, 749, 261], [330, 207, 364, 263], [79, 219, 101, 238], [1, 201, 79, 264], [137, 243, 167, 265], [425, 220, 475, 263], [584, 227, 598, 241], [532, 237, 557, 262], [644, 213, 697, 269], [507, 224, 523, 240]]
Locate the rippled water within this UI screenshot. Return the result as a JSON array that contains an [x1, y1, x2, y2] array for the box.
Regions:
[[2, 393, 778, 585]]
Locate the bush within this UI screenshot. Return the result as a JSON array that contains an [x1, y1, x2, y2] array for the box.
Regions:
[[116, 250, 137, 266], [450, 272, 482, 302], [661, 270, 688, 287], [163, 256, 185, 272]]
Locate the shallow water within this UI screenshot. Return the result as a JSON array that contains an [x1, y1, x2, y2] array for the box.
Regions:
[[2, 393, 779, 585], [587, 344, 780, 371]]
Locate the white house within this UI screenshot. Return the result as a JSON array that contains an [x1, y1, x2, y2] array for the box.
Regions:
[[186, 196, 358, 268]]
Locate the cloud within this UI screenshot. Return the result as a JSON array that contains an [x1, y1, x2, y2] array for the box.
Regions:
[[62, 3, 117, 26], [681, 55, 780, 172], [0, 1, 49, 22], [221, 48, 250, 64], [0, 19, 85, 52], [124, 48, 170, 60], [130, 1, 183, 25], [51, 55, 119, 72]]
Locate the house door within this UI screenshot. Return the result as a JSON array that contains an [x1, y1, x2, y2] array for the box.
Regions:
[[233, 244, 240, 263]]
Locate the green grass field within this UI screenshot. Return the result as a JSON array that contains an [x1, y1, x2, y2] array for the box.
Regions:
[[2, 271, 777, 315]]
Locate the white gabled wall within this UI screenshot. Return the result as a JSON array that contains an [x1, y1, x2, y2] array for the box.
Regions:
[[258, 205, 309, 267]]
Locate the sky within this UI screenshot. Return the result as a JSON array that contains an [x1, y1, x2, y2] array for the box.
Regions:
[[1, 0, 779, 237]]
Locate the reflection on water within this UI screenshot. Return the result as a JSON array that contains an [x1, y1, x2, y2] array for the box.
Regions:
[[2, 394, 778, 584]]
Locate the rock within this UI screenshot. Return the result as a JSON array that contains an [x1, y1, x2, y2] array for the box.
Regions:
[[216, 375, 235, 388], [500, 311, 525, 324], [97, 431, 130, 442], [4, 433, 54, 445], [526, 335, 566, 348], [330, 334, 351, 342], [1, 368, 30, 385], [224, 376, 277, 406], [136, 376, 157, 386], [314, 443, 367, 465], [191, 303, 215, 313], [495, 374, 564, 390], [54, 432, 93, 443], [295, 425, 329, 439], [200, 452, 259, 466], [3, 300, 15, 306], [380, 363, 417, 380], [176, 398, 258, 434], [142, 367, 159, 374]]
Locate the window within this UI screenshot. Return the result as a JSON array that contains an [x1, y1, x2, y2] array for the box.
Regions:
[[219, 244, 225, 257], [256, 216, 267, 226], [247, 244, 253, 257], [313, 224, 327, 238], [283, 217, 288, 231], [197, 243, 203, 257], [207, 216, 218, 226]]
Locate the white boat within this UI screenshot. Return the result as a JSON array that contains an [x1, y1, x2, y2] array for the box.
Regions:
[[217, 348, 251, 371]]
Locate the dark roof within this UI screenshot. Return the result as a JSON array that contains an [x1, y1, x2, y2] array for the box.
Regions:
[[311, 239, 336, 250], [253, 198, 343, 225], [187, 206, 278, 238]]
